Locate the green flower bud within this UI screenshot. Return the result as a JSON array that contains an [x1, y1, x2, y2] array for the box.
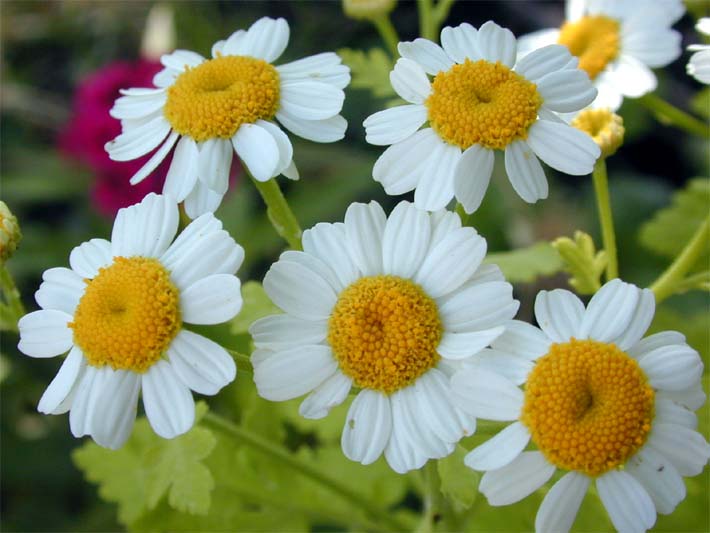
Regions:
[[0, 202, 21, 263]]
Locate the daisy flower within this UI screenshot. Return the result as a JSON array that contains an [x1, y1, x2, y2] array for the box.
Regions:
[[452, 279, 709, 532], [687, 18, 710, 85], [364, 21, 600, 214], [106, 17, 350, 218], [517, 0, 684, 110], [250, 201, 519, 472], [17, 194, 244, 449]]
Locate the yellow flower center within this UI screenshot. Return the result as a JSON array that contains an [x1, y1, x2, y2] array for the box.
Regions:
[[571, 108, 624, 158], [521, 339, 654, 477], [328, 275, 442, 394], [70, 257, 181, 373], [426, 59, 542, 150], [558, 15, 621, 80], [164, 55, 280, 142]]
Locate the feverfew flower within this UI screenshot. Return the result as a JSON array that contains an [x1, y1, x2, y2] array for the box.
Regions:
[[364, 21, 600, 214], [687, 18, 710, 85], [106, 17, 350, 218], [517, 0, 684, 110], [251, 201, 519, 473], [452, 279, 710, 533], [18, 194, 244, 449]]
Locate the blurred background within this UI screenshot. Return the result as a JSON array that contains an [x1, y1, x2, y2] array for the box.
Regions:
[[1, 1, 708, 531]]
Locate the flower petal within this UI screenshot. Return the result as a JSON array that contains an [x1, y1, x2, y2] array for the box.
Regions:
[[608, 55, 657, 98], [537, 69, 597, 112], [279, 81, 344, 121], [256, 120, 294, 176], [515, 44, 575, 83], [454, 145, 495, 214], [438, 327, 505, 360], [491, 320, 551, 360], [626, 447, 686, 515], [626, 331, 685, 359], [440, 23, 479, 64], [38, 346, 86, 414], [372, 128, 441, 195], [413, 139, 461, 211], [241, 17, 289, 62], [504, 140, 549, 203], [342, 389, 392, 465], [398, 38, 454, 75], [263, 260, 337, 320], [614, 288, 655, 351], [647, 423, 710, 476], [465, 422, 531, 471], [274, 111, 346, 143], [390, 58, 432, 104], [477, 21, 516, 68], [577, 279, 640, 343], [381, 201, 431, 278], [90, 369, 141, 449], [18, 310, 73, 358], [299, 372, 352, 420], [439, 281, 518, 332], [167, 330, 236, 395], [451, 368, 523, 421], [69, 238, 112, 279], [534, 288, 585, 343], [164, 136, 200, 202], [105, 115, 172, 162], [232, 123, 280, 182], [364, 104, 428, 146], [277, 52, 350, 89], [596, 470, 656, 533], [302, 222, 360, 290], [198, 138, 233, 195], [111, 193, 179, 258], [344, 201, 386, 277], [183, 179, 224, 218], [180, 274, 242, 325], [526, 120, 600, 175], [637, 344, 703, 391], [250, 314, 328, 349], [35, 267, 85, 315], [535, 472, 590, 533], [142, 360, 195, 439], [479, 451, 555, 505]]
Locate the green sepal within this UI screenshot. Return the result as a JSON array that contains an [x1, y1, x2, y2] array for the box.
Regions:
[[552, 231, 608, 295]]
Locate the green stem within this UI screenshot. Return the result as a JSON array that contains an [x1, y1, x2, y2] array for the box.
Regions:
[[591, 158, 618, 280], [650, 216, 710, 303], [638, 93, 709, 139], [202, 412, 411, 531], [417, 0, 436, 41], [0, 265, 24, 332], [249, 175, 302, 250], [372, 14, 400, 58], [455, 202, 471, 227], [417, 461, 441, 533], [432, 0, 456, 34], [226, 349, 253, 376]]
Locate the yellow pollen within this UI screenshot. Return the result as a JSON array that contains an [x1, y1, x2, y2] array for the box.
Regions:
[[558, 15, 621, 80], [521, 339, 654, 477], [328, 276, 442, 394], [69, 257, 181, 373], [164, 55, 280, 142], [571, 108, 624, 158], [426, 59, 542, 150]]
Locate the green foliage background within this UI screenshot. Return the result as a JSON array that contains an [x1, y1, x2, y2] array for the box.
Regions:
[[1, 1, 708, 531]]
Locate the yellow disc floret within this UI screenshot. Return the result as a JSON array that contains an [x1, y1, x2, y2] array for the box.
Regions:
[[558, 15, 621, 80], [70, 257, 181, 373], [328, 275, 442, 394], [426, 59, 543, 150], [571, 108, 624, 158], [521, 339, 654, 477], [164, 55, 280, 142]]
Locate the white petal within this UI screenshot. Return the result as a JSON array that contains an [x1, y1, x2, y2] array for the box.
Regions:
[[534, 289, 585, 342], [38, 346, 86, 414], [438, 327, 505, 360], [397, 384, 454, 459], [164, 136, 199, 202], [451, 368, 523, 420], [688, 49, 710, 84], [398, 38, 454, 75], [384, 392, 428, 473], [263, 260, 337, 320], [105, 115, 172, 162], [153, 67, 180, 88], [282, 159, 299, 180], [110, 90, 167, 120], [183, 180, 224, 218], [278, 250, 341, 292], [637, 345, 703, 391], [275, 111, 346, 143], [342, 390, 392, 465], [623, 26, 681, 68], [657, 382, 706, 411], [535, 472, 590, 533], [590, 73, 624, 110], [413, 139, 461, 211], [279, 81, 344, 120], [607, 55, 657, 98], [18, 310, 73, 358], [626, 447, 686, 515], [515, 44, 575, 83], [364, 105, 428, 146], [277, 52, 350, 89], [372, 128, 441, 195], [537, 69, 597, 112], [477, 21, 516, 68], [111, 193, 179, 258], [504, 140, 549, 203], [160, 49, 204, 70], [90, 369, 141, 449], [479, 451, 555, 505], [35, 267, 85, 315], [439, 281, 518, 332], [416, 227, 486, 298], [167, 330, 236, 395], [256, 120, 293, 176], [142, 360, 195, 439], [302, 222, 360, 289], [577, 279, 640, 342], [468, 349, 533, 385], [344, 201, 386, 277], [210, 39, 225, 58], [465, 422, 530, 471], [390, 58, 432, 104], [242, 17, 289, 62], [596, 470, 656, 533], [254, 345, 337, 401], [491, 320, 551, 360], [180, 274, 242, 325], [516, 29, 560, 59], [454, 145, 495, 214], [69, 366, 101, 438], [526, 120, 600, 175], [250, 314, 327, 349], [232, 123, 280, 182], [655, 396, 698, 429], [198, 138, 233, 195], [221, 29, 247, 56], [440, 23, 479, 64], [128, 130, 179, 186], [647, 423, 710, 476], [299, 372, 352, 420], [614, 289, 655, 350], [381, 201, 431, 278], [69, 238, 112, 279], [626, 331, 686, 360]]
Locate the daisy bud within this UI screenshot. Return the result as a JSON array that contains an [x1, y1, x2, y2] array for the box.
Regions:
[[342, 0, 397, 21], [140, 4, 176, 61], [0, 201, 21, 263], [571, 108, 624, 159]]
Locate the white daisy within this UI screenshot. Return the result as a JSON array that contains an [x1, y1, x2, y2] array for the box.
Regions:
[[452, 279, 709, 533], [106, 17, 350, 218], [17, 193, 244, 449], [687, 18, 710, 85], [517, 0, 684, 111], [363, 21, 600, 214], [250, 201, 519, 473]]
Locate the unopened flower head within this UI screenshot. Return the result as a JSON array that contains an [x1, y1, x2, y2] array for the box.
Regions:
[[452, 279, 710, 533], [251, 201, 519, 473], [342, 0, 397, 21], [106, 17, 350, 218], [364, 21, 600, 214], [517, 0, 684, 110], [687, 18, 710, 85], [571, 108, 624, 158], [17, 194, 244, 449], [0, 201, 21, 263]]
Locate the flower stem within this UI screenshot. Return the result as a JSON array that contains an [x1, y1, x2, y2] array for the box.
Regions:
[[202, 412, 411, 531], [638, 93, 709, 139], [432, 0, 456, 32], [417, 0, 436, 41], [650, 215, 710, 303], [226, 349, 253, 376], [372, 14, 400, 58], [249, 175, 302, 250], [416, 461, 441, 533], [0, 265, 24, 332], [591, 158, 618, 280]]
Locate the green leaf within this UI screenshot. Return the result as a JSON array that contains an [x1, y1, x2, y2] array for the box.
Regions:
[[337, 47, 395, 98], [230, 281, 280, 335], [639, 178, 710, 268], [485, 242, 564, 283], [552, 231, 608, 295], [437, 445, 480, 512]]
